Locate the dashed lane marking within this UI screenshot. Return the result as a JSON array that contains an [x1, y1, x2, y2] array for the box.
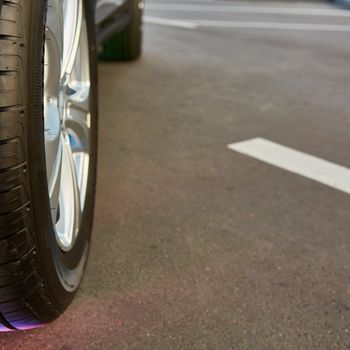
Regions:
[[228, 138, 350, 195]]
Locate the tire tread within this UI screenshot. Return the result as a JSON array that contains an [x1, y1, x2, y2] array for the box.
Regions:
[[0, 0, 61, 330]]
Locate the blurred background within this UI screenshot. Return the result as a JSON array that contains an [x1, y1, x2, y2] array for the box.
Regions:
[[2, 0, 350, 348]]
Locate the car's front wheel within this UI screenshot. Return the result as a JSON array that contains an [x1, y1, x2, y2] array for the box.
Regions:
[[0, 0, 97, 330]]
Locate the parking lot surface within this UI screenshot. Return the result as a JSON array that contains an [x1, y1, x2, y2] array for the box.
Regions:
[[1, 0, 350, 349]]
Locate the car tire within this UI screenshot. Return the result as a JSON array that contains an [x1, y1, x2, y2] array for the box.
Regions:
[[0, 0, 97, 330], [100, 0, 143, 61]]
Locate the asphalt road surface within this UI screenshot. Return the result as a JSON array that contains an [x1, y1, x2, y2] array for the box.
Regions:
[[2, 0, 350, 349]]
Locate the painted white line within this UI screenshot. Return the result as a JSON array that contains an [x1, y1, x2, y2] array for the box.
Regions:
[[144, 16, 350, 32], [228, 138, 350, 195], [144, 16, 198, 29], [146, 4, 350, 17], [193, 20, 350, 32]]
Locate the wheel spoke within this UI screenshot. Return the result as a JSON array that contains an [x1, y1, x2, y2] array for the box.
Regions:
[[46, 0, 63, 100], [65, 93, 90, 153], [64, 7, 90, 153], [61, 134, 82, 242], [61, 0, 83, 81], [46, 0, 63, 59], [44, 102, 62, 222]]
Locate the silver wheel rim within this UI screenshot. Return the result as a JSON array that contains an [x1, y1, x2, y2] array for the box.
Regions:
[[44, 1, 91, 252]]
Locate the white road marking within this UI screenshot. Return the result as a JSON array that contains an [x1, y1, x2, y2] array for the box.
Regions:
[[193, 20, 350, 32], [146, 4, 350, 17], [144, 16, 198, 29], [145, 16, 350, 32], [228, 138, 350, 195]]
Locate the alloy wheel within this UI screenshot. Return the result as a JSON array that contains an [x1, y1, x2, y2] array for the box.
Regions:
[[44, 0, 91, 252]]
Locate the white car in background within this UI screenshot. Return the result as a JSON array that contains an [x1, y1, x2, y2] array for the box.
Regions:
[[0, 0, 142, 331]]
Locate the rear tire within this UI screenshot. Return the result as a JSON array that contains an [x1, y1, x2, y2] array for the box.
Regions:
[[0, 0, 97, 331], [100, 0, 143, 61]]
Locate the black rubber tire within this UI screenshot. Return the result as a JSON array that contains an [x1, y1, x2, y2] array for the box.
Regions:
[[100, 0, 143, 61], [0, 0, 98, 331]]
